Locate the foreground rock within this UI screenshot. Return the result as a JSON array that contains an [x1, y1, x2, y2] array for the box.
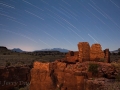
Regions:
[[0, 66, 30, 90], [30, 61, 118, 90]]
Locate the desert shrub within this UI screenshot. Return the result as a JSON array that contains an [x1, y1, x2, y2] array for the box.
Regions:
[[88, 63, 99, 75], [3, 53, 6, 55], [14, 87, 19, 90], [67, 65, 72, 69], [19, 88, 26, 90], [19, 84, 29, 90], [112, 53, 116, 55], [16, 62, 23, 67], [116, 74, 120, 81], [5, 61, 11, 67], [99, 58, 105, 62], [20, 61, 25, 64], [78, 65, 82, 68], [118, 51, 120, 55]]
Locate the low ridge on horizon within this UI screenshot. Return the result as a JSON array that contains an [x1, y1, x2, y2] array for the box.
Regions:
[[0, 42, 120, 53]]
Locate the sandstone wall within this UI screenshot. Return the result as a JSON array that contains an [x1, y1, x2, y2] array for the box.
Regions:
[[33, 61, 50, 72], [65, 51, 79, 63], [30, 61, 86, 90], [90, 44, 105, 61], [78, 42, 90, 62], [30, 61, 117, 90], [104, 49, 110, 63], [30, 61, 55, 90], [65, 42, 109, 63]]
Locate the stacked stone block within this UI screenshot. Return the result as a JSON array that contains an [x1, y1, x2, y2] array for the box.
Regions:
[[66, 51, 79, 63], [65, 42, 110, 63], [104, 49, 110, 63], [78, 42, 90, 62], [90, 43, 105, 61]]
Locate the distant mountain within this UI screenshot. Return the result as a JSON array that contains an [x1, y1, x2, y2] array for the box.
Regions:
[[34, 48, 70, 52], [111, 48, 120, 53], [11, 48, 24, 52]]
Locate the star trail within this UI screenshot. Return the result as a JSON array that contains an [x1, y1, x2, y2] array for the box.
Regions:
[[0, 0, 120, 51]]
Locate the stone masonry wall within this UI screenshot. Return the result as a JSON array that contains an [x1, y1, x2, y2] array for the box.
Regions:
[[65, 42, 110, 63], [78, 42, 90, 62], [90, 44, 105, 61], [104, 49, 110, 63], [30, 61, 117, 90]]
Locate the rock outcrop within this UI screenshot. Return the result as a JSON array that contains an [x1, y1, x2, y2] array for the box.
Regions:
[[29, 42, 112, 90], [30, 61, 117, 90], [0, 46, 8, 52], [30, 61, 87, 90], [30, 61, 55, 90], [0, 66, 30, 90]]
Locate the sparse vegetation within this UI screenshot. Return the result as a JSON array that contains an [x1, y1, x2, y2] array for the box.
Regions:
[[5, 61, 11, 67], [14, 84, 29, 90], [110, 54, 120, 62], [118, 51, 120, 55], [88, 63, 99, 75], [19, 86, 29, 90], [0, 49, 66, 67], [99, 58, 105, 62]]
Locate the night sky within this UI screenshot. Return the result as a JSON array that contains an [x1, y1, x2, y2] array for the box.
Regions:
[[0, 0, 120, 51]]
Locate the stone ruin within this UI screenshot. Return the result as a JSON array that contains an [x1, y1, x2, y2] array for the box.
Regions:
[[29, 42, 116, 90], [65, 42, 110, 63], [78, 42, 90, 62], [90, 43, 105, 61], [104, 49, 110, 63], [30, 58, 115, 90]]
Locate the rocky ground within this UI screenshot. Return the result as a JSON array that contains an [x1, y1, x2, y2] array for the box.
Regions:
[[30, 60, 120, 90], [0, 60, 120, 90]]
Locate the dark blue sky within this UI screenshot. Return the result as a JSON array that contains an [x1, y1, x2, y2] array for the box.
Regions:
[[0, 0, 120, 51]]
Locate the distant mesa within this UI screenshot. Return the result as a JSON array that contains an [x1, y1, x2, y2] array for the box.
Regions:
[[34, 48, 69, 52], [0, 46, 69, 53], [111, 48, 120, 53], [0, 46, 8, 51], [11, 48, 24, 52]]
